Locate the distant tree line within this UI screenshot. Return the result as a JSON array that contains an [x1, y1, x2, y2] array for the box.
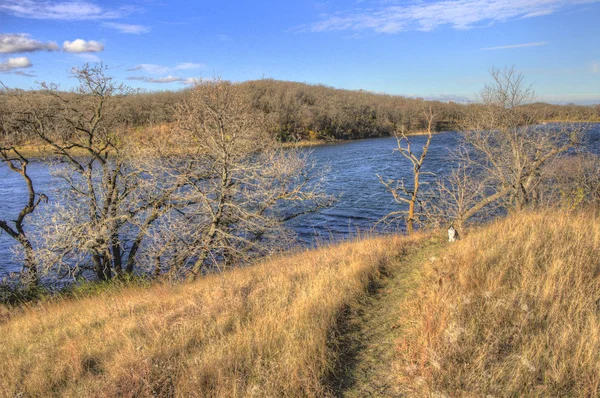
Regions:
[[2, 77, 599, 145]]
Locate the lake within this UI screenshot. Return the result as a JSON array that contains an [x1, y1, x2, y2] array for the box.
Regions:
[[287, 132, 460, 244], [2, 125, 599, 278]]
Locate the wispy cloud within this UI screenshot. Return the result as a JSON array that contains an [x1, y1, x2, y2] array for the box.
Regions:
[[308, 0, 599, 33], [126, 62, 204, 74], [0, 33, 59, 53], [482, 41, 548, 50], [127, 64, 167, 74], [0, 56, 32, 72], [591, 62, 600, 74], [103, 22, 150, 34], [13, 69, 37, 77], [182, 77, 214, 85], [182, 77, 200, 85], [63, 39, 104, 53], [0, 0, 135, 20], [127, 75, 186, 84], [522, 9, 555, 18], [127, 75, 207, 85]]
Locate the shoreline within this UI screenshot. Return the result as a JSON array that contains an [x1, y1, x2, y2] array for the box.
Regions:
[[7, 120, 600, 158]]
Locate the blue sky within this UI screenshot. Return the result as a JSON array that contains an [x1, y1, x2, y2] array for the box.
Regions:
[[1, 0, 599, 104]]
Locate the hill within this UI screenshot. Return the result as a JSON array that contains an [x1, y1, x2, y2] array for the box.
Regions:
[[3, 78, 599, 148], [1, 211, 599, 396]]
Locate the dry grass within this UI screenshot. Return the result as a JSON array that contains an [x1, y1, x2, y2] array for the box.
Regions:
[[281, 140, 332, 148], [0, 234, 423, 397], [396, 211, 600, 397], [10, 124, 174, 159]]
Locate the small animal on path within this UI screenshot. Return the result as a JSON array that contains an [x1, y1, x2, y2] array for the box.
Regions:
[[448, 226, 459, 242]]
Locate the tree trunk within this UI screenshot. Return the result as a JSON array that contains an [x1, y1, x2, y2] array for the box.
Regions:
[[516, 183, 528, 211], [22, 239, 38, 288], [154, 255, 161, 278], [93, 254, 111, 281], [406, 165, 421, 235], [111, 237, 122, 275], [189, 163, 229, 280], [406, 200, 415, 234]]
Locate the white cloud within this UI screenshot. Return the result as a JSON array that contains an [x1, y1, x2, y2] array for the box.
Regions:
[[308, 0, 600, 33], [127, 75, 185, 83], [482, 41, 548, 50], [103, 22, 150, 34], [182, 77, 203, 85], [0, 33, 59, 53], [0, 56, 32, 72], [522, 9, 555, 18], [63, 39, 104, 53], [0, 0, 133, 20], [591, 62, 600, 74], [127, 75, 211, 85], [126, 62, 204, 74]]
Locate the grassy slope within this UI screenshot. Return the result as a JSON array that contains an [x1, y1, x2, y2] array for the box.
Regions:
[[0, 234, 424, 397], [396, 211, 600, 397], [2, 211, 598, 397]]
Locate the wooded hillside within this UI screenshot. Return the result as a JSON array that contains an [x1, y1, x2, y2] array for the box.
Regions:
[[3, 78, 598, 144]]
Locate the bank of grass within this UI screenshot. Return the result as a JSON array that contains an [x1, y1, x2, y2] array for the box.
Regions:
[[542, 117, 600, 123], [0, 234, 423, 397], [13, 125, 450, 158], [396, 211, 600, 396], [282, 139, 332, 148]]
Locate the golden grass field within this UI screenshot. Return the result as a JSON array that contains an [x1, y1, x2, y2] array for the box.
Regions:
[[0, 234, 423, 397], [1, 210, 599, 397], [396, 211, 600, 397]]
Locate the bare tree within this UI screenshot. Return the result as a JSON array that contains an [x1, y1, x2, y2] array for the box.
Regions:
[[17, 64, 181, 282], [432, 67, 584, 230], [422, 152, 492, 229], [166, 79, 331, 280], [2, 69, 331, 286], [0, 147, 46, 287], [541, 152, 600, 210], [0, 84, 54, 287], [379, 107, 436, 234]]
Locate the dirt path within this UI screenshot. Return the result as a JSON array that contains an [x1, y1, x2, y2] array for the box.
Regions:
[[330, 240, 442, 397]]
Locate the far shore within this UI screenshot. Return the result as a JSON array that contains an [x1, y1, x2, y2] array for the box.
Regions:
[[7, 120, 599, 158], [282, 130, 445, 149]]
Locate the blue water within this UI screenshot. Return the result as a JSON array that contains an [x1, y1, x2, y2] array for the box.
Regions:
[[1, 125, 599, 277], [287, 132, 460, 243]]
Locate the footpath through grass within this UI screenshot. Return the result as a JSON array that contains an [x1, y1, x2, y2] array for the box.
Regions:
[[330, 236, 445, 397]]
